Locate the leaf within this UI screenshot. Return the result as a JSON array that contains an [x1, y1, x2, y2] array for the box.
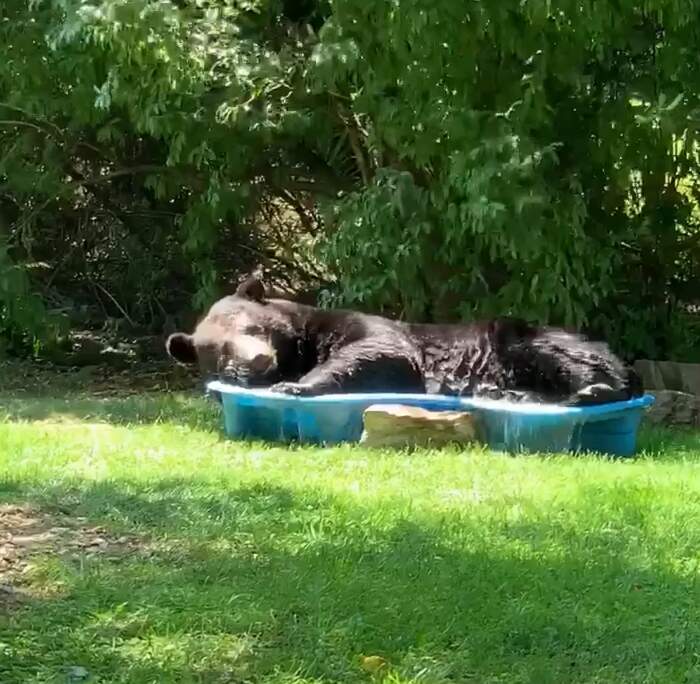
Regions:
[[359, 654, 388, 675], [66, 665, 90, 681], [663, 92, 684, 112]]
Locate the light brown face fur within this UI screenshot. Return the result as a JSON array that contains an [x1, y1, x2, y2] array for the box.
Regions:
[[167, 312, 280, 383], [165, 277, 298, 386]]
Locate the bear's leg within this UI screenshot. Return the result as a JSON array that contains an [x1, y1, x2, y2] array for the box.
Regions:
[[269, 345, 425, 396], [470, 382, 548, 403], [563, 383, 624, 406], [522, 330, 643, 406]]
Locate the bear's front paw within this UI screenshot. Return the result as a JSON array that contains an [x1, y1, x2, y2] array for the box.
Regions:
[[568, 383, 625, 406], [473, 383, 505, 401], [269, 381, 315, 396]]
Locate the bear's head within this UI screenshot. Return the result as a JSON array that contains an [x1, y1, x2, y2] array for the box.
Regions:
[[165, 276, 305, 387]]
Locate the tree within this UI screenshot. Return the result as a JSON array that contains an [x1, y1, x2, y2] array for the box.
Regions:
[[313, 1, 700, 360], [3, 1, 700, 361], [0, 0, 340, 351]]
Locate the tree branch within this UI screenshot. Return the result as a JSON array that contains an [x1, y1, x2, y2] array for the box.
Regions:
[[335, 101, 371, 185], [64, 164, 181, 187], [0, 119, 48, 134], [0, 102, 64, 137]]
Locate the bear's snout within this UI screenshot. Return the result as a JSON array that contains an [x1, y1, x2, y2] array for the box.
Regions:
[[219, 334, 279, 387], [248, 352, 275, 374]]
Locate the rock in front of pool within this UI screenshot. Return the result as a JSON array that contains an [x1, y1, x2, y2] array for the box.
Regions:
[[360, 404, 479, 448]]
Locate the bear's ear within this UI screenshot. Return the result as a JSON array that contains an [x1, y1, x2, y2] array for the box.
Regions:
[[166, 332, 198, 364], [236, 275, 266, 302]]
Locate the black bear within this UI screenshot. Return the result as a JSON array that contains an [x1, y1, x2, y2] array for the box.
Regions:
[[166, 276, 643, 405]]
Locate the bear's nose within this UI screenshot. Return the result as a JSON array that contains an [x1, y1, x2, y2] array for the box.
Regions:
[[249, 353, 274, 373]]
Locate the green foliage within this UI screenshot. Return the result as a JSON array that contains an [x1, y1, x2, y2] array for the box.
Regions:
[[0, 0, 334, 345], [3, 0, 700, 359], [314, 0, 700, 358], [0, 238, 66, 356]]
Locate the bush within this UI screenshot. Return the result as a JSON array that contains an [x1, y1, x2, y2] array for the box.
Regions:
[[313, 1, 700, 360], [2, 1, 700, 361]]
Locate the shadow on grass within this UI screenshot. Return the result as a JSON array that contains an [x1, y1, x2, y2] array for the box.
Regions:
[[0, 391, 220, 431], [1, 476, 699, 683]]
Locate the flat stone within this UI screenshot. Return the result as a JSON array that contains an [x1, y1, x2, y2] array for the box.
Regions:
[[360, 404, 479, 448], [644, 390, 700, 427]]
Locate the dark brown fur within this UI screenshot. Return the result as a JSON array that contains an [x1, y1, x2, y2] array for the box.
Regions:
[[166, 276, 643, 405]]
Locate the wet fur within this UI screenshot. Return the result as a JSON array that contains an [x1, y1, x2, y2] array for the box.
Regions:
[[166, 280, 643, 406]]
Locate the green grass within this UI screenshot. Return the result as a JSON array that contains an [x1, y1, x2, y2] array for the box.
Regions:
[[2, 390, 700, 683]]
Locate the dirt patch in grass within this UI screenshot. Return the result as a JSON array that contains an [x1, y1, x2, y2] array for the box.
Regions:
[[0, 358, 199, 397], [0, 504, 144, 609]]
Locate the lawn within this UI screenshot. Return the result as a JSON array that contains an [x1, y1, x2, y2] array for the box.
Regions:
[[2, 375, 700, 683]]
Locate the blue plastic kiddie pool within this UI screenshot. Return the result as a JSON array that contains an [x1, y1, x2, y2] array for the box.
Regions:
[[206, 381, 655, 456]]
